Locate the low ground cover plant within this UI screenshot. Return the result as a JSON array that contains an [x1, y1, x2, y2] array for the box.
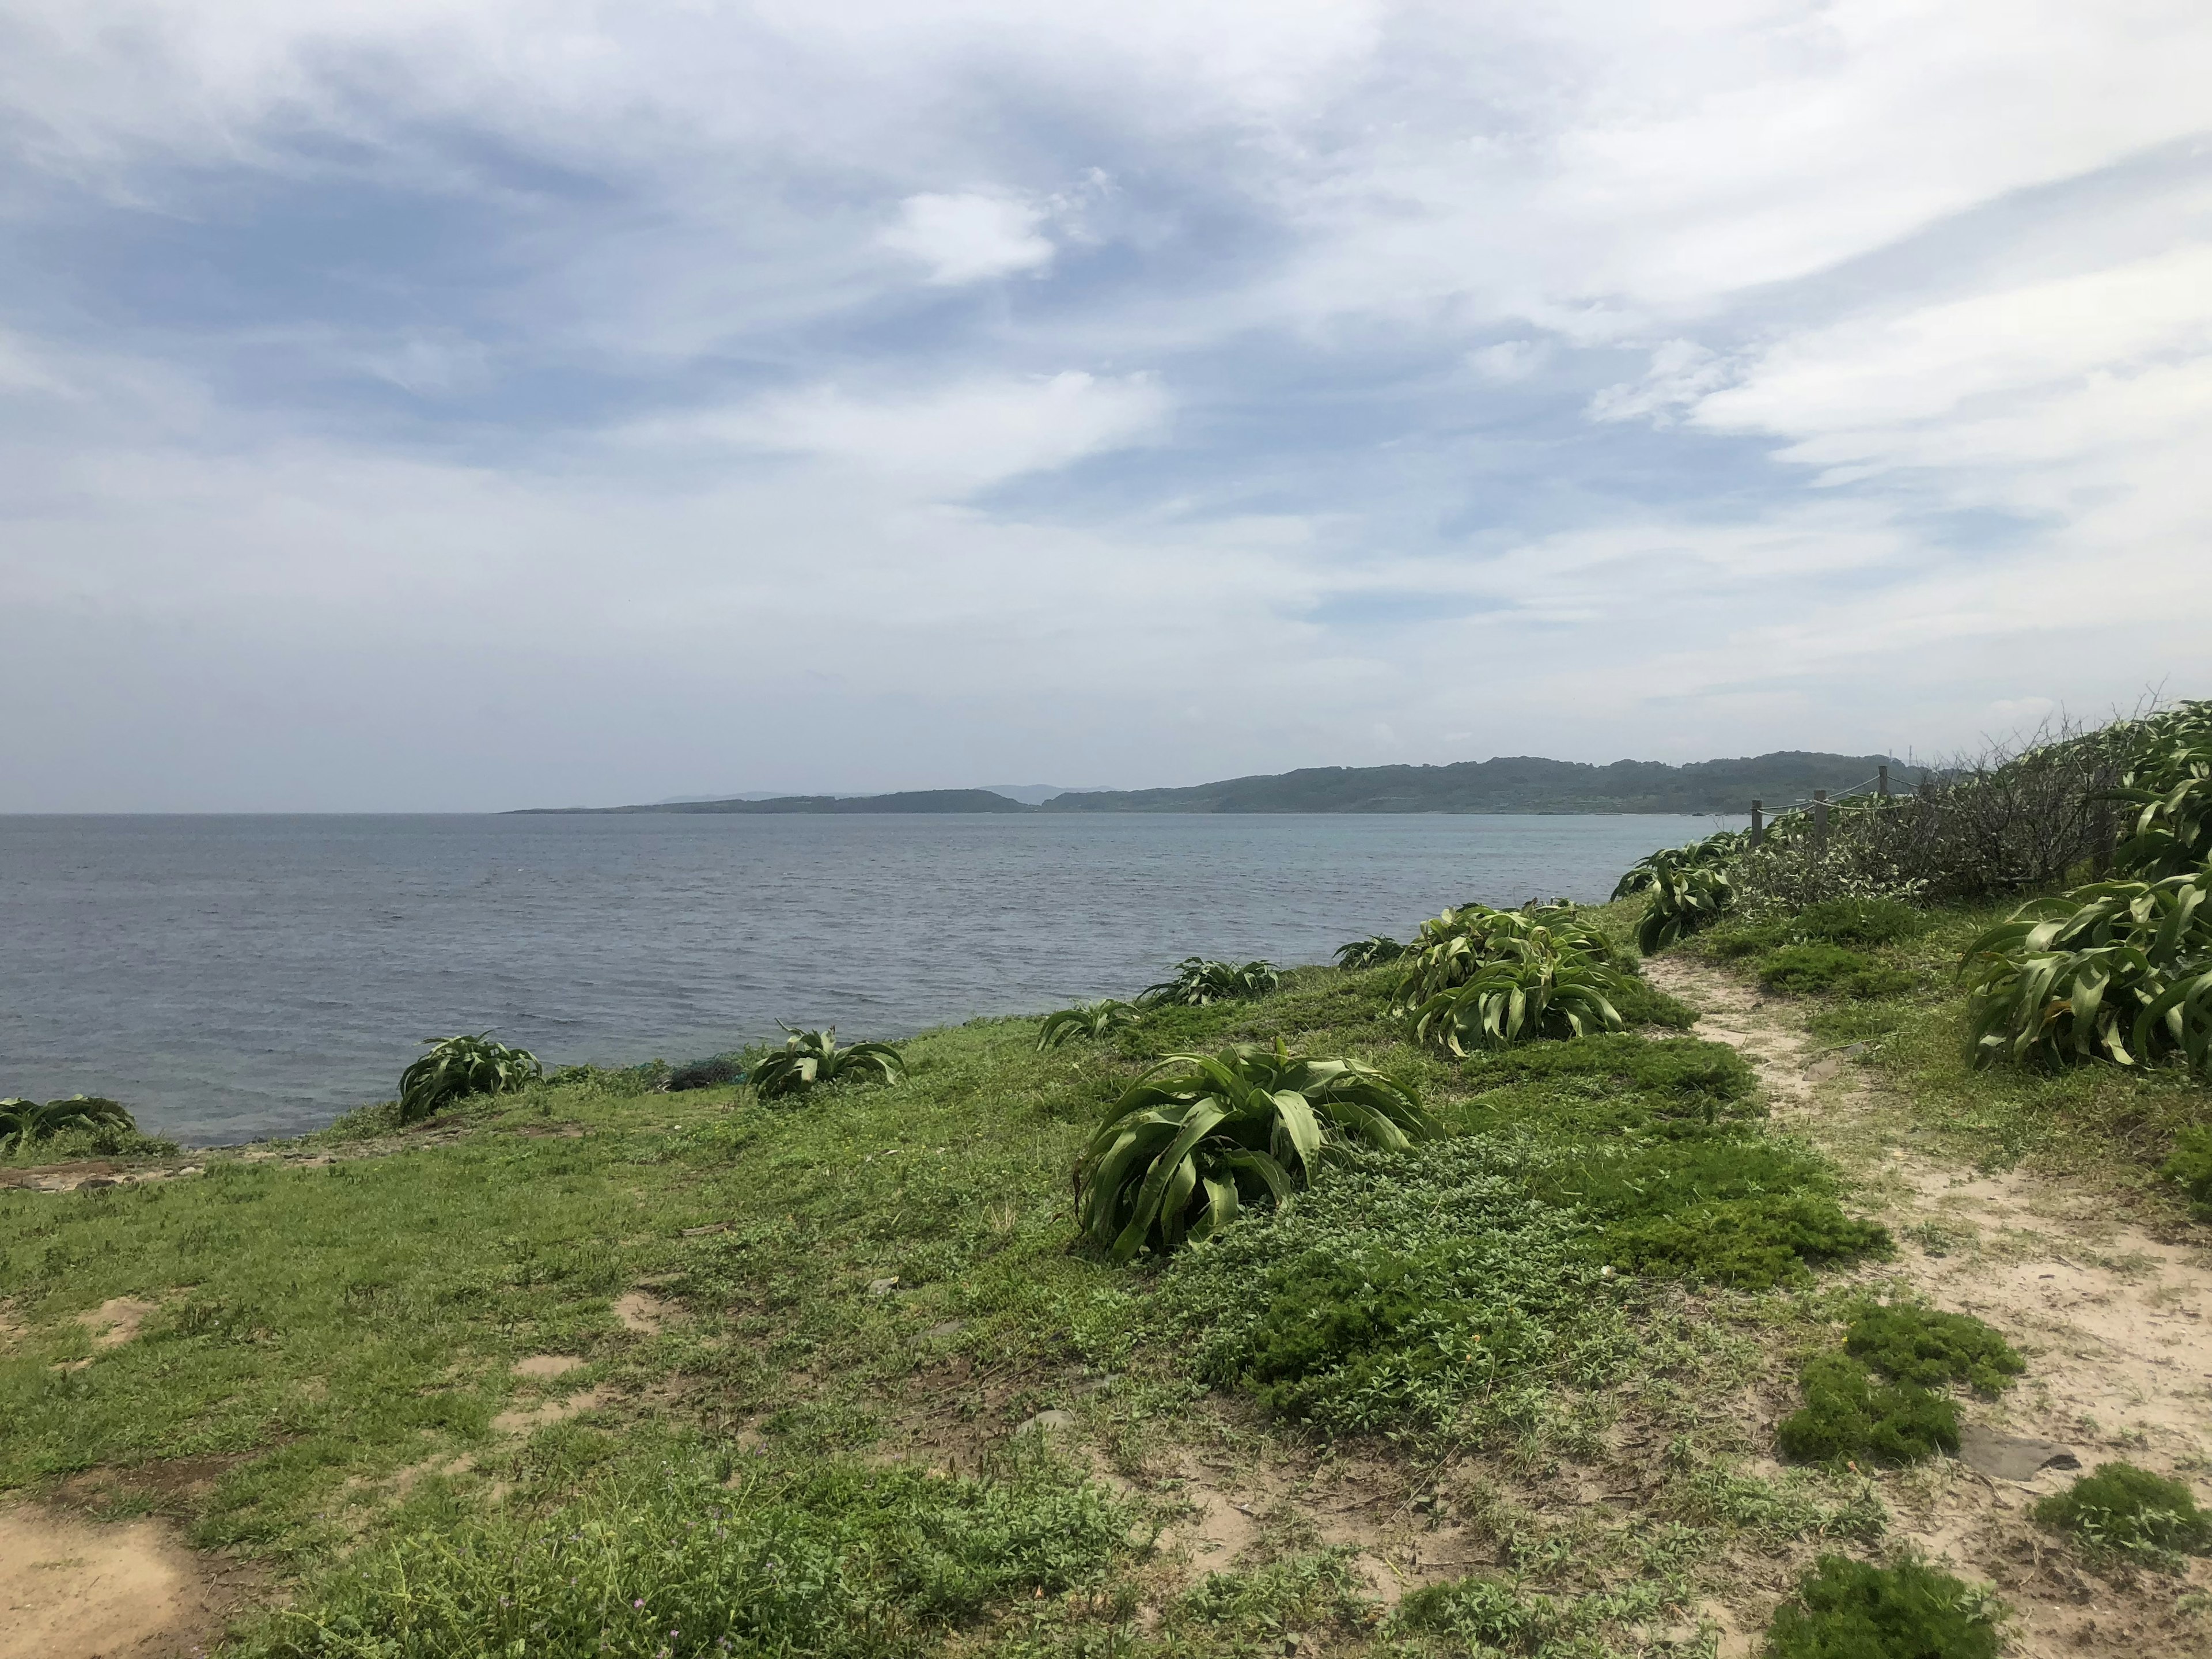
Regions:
[[1140, 957, 1281, 1007], [749, 1027, 906, 1099], [2033, 1461, 2212, 1568], [1391, 1569, 1687, 1658], [1763, 1555, 1999, 1659], [665, 1051, 750, 1092], [1759, 944, 1915, 1000], [2161, 1125, 2212, 1215], [397, 1033, 544, 1123], [1035, 999, 1142, 1050], [235, 1441, 1138, 1658], [1778, 1304, 2017, 1466], [1075, 1043, 1435, 1262]]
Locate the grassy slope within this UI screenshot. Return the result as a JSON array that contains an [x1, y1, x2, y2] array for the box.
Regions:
[[11, 889, 2192, 1655]]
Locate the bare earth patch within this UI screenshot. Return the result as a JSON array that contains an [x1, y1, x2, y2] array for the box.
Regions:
[[77, 1297, 161, 1350], [1645, 954, 2212, 1659], [0, 1503, 246, 1659], [513, 1353, 586, 1378]]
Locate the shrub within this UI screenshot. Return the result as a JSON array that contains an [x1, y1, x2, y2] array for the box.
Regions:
[[1759, 945, 1914, 999], [397, 1033, 543, 1123], [1763, 1555, 1999, 1659], [1409, 953, 1624, 1056], [2033, 1462, 2211, 1565], [1035, 1000, 1142, 1050], [750, 1028, 905, 1099], [1960, 872, 2212, 1073], [1076, 1044, 1435, 1262], [1334, 935, 1404, 970], [2160, 1126, 2212, 1214], [667, 1052, 750, 1092], [0, 1094, 139, 1153], [2109, 701, 2212, 880], [1843, 1304, 2021, 1394], [1139, 958, 1281, 1007], [1613, 828, 1745, 900], [1777, 1354, 1958, 1465]]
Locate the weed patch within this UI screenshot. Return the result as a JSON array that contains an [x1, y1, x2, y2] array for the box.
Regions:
[[1763, 1555, 1999, 1659], [2160, 1126, 2212, 1215], [1390, 1570, 1687, 1658]]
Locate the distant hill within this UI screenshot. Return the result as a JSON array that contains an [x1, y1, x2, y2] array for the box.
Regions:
[[1035, 752, 1904, 815], [516, 752, 1904, 816]]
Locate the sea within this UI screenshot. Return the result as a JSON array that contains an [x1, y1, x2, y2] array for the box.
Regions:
[[1, 812, 1710, 1146]]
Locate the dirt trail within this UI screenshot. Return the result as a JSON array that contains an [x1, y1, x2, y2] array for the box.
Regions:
[[0, 1504, 249, 1659], [1644, 955, 2212, 1658]]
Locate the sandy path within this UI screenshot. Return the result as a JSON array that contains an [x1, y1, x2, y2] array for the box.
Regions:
[[1644, 953, 2212, 1658]]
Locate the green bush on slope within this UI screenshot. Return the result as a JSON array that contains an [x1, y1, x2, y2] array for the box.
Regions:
[[1763, 1555, 1999, 1659]]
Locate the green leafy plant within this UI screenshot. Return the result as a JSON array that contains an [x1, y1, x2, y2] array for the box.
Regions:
[[1636, 850, 1739, 953], [2110, 701, 2212, 880], [2033, 1461, 2212, 1566], [1759, 944, 1915, 999], [396, 1033, 543, 1123], [1332, 935, 1404, 970], [1036, 999, 1143, 1050], [1138, 957, 1281, 1007], [1960, 872, 2212, 1073], [1391, 905, 1613, 1010], [1843, 1304, 2022, 1394], [667, 1052, 750, 1092], [1612, 827, 1746, 900], [0, 1094, 139, 1152], [1409, 952, 1624, 1055], [1763, 1555, 1999, 1659], [1777, 1353, 1958, 1465], [749, 1027, 906, 1099], [1075, 1042, 1435, 1262]]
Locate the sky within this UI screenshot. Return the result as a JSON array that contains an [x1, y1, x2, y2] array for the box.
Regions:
[[2, 1, 2209, 810]]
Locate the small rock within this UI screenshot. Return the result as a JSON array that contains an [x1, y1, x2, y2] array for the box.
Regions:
[[1957, 1424, 2080, 1481], [1014, 1409, 1076, 1437], [868, 1276, 900, 1296], [920, 1319, 965, 1339]]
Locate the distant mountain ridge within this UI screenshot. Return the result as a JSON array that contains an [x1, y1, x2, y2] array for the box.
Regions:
[[515, 751, 1905, 816]]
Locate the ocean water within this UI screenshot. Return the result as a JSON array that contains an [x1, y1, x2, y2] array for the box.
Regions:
[[0, 812, 1709, 1146]]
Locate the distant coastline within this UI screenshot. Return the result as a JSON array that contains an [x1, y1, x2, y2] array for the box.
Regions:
[[513, 749, 1905, 817]]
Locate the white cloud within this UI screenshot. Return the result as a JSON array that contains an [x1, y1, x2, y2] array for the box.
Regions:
[[661, 371, 1171, 492], [880, 192, 1056, 284], [1467, 339, 1549, 382]]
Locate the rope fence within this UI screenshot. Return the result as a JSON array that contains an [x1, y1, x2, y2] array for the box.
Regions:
[[1747, 763, 1929, 852]]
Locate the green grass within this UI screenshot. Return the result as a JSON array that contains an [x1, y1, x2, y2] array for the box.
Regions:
[[0, 900, 1909, 1656]]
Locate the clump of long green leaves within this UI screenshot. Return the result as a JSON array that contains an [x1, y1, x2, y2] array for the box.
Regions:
[[1388, 904, 1610, 1012], [750, 1027, 906, 1099], [1634, 849, 1738, 952], [1332, 935, 1404, 970], [1960, 872, 2212, 1073], [1139, 957, 1281, 1007], [1408, 944, 1626, 1056], [1035, 999, 1142, 1050], [396, 1034, 543, 1123], [2110, 700, 2212, 879], [0, 1094, 139, 1152], [1075, 1041, 1435, 1262], [1611, 827, 1745, 900]]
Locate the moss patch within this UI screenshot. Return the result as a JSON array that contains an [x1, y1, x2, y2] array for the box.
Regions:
[[1763, 1555, 1999, 1659], [1777, 1354, 1959, 1466], [1843, 1304, 2022, 1395], [2034, 1461, 2212, 1566]]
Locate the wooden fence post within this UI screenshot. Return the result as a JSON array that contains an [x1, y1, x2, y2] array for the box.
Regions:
[[1814, 789, 1829, 853], [1878, 764, 1889, 799], [1750, 800, 1764, 849]]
